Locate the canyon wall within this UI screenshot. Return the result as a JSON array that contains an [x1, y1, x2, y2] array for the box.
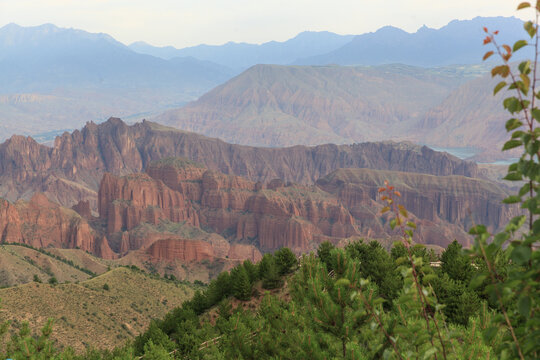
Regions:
[[0, 193, 114, 258], [0, 118, 479, 209]]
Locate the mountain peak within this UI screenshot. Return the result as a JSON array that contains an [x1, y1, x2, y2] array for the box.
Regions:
[[375, 25, 408, 34]]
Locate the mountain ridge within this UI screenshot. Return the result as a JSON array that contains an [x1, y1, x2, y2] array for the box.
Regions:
[[295, 16, 529, 66], [154, 63, 504, 157], [0, 118, 480, 211], [0, 23, 234, 141]]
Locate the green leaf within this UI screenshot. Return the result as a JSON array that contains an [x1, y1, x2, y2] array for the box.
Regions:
[[406, 221, 416, 229], [469, 224, 487, 235], [517, 81, 528, 96], [532, 108, 540, 122], [494, 81, 507, 95], [494, 232, 509, 247], [511, 245, 532, 264], [518, 295, 531, 317], [503, 97, 521, 113], [519, 182, 531, 196], [524, 21, 537, 38], [504, 172, 523, 181], [511, 130, 525, 139], [502, 139, 522, 150], [506, 215, 527, 232], [514, 40, 529, 53], [533, 218, 540, 233], [505, 118, 523, 131], [389, 218, 396, 230], [519, 60, 531, 74], [520, 73, 531, 90], [503, 195, 521, 204]]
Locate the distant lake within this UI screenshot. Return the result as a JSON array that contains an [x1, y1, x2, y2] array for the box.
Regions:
[[427, 146, 517, 165], [427, 146, 480, 160]]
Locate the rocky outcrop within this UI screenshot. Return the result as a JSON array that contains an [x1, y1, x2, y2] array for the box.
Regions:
[[0, 193, 114, 258], [99, 160, 359, 253], [72, 200, 92, 219], [0, 152, 518, 269], [98, 172, 200, 234], [0, 118, 479, 209], [146, 238, 215, 262], [316, 168, 520, 247], [227, 244, 262, 262]]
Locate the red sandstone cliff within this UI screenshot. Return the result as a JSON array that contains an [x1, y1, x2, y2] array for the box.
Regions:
[[0, 193, 114, 259], [99, 159, 359, 253], [316, 168, 520, 247], [0, 118, 479, 210]]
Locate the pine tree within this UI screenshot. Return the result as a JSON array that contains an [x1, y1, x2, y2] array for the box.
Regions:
[[242, 259, 259, 283], [259, 254, 282, 289], [440, 240, 473, 283], [317, 241, 335, 271], [291, 251, 369, 358], [275, 247, 297, 275], [233, 266, 252, 301], [190, 290, 208, 315]]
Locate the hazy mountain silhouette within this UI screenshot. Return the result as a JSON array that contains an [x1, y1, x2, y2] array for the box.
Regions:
[[0, 23, 234, 140], [294, 17, 528, 66], [129, 31, 355, 70], [0, 23, 233, 93]]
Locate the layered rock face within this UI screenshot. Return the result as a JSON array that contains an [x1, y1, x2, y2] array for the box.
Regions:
[[98, 172, 200, 234], [0, 118, 479, 209], [99, 159, 358, 253], [0, 154, 518, 267], [316, 168, 520, 247], [146, 239, 215, 262], [0, 193, 114, 258]]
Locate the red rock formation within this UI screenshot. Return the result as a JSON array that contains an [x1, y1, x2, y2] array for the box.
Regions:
[[146, 238, 214, 262], [72, 200, 92, 219], [316, 168, 521, 247], [98, 172, 200, 234], [99, 160, 359, 253], [0, 118, 480, 210], [0, 193, 114, 258], [227, 244, 262, 263]]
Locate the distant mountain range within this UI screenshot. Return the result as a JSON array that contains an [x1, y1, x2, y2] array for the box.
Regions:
[[0, 16, 528, 150], [295, 17, 529, 66], [0, 23, 233, 141], [129, 31, 356, 70], [130, 17, 528, 69], [0, 23, 232, 93]]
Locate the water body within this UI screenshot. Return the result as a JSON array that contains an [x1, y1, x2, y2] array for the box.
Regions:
[[428, 146, 517, 165], [428, 146, 480, 160]]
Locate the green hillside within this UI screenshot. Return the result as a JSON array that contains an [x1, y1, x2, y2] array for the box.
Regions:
[[0, 267, 195, 351]]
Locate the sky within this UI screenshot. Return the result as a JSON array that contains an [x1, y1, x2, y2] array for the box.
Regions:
[[0, 0, 531, 48]]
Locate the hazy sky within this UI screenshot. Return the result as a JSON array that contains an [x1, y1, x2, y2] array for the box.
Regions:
[[0, 0, 531, 48]]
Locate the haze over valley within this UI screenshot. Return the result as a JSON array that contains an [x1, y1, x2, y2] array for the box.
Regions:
[[0, 17, 525, 162]]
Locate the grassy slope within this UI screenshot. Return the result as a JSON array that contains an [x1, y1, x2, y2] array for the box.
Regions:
[[0, 245, 98, 287], [0, 267, 195, 351]]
